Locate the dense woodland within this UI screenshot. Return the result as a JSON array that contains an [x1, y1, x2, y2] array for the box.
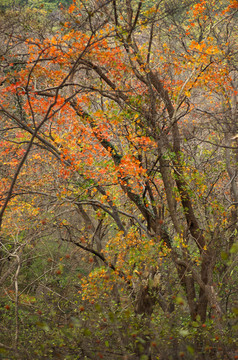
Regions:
[[0, 0, 237, 359]]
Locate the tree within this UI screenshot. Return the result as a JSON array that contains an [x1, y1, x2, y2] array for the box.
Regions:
[[0, 0, 237, 359]]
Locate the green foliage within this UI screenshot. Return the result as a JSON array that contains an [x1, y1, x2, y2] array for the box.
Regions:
[[0, 0, 72, 11]]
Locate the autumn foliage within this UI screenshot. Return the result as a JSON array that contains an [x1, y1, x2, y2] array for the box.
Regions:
[[0, 0, 237, 359]]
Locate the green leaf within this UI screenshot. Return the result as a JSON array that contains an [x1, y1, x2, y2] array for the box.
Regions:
[[36, 322, 50, 331], [137, 337, 146, 344], [83, 328, 92, 336], [195, 315, 201, 322], [175, 296, 185, 306], [140, 356, 149, 360], [179, 329, 189, 336], [232, 307, 238, 316], [221, 251, 228, 260], [230, 242, 238, 254], [187, 345, 195, 354], [95, 303, 101, 311]]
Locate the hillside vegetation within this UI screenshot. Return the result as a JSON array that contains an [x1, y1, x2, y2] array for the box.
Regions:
[[0, 1, 237, 359]]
